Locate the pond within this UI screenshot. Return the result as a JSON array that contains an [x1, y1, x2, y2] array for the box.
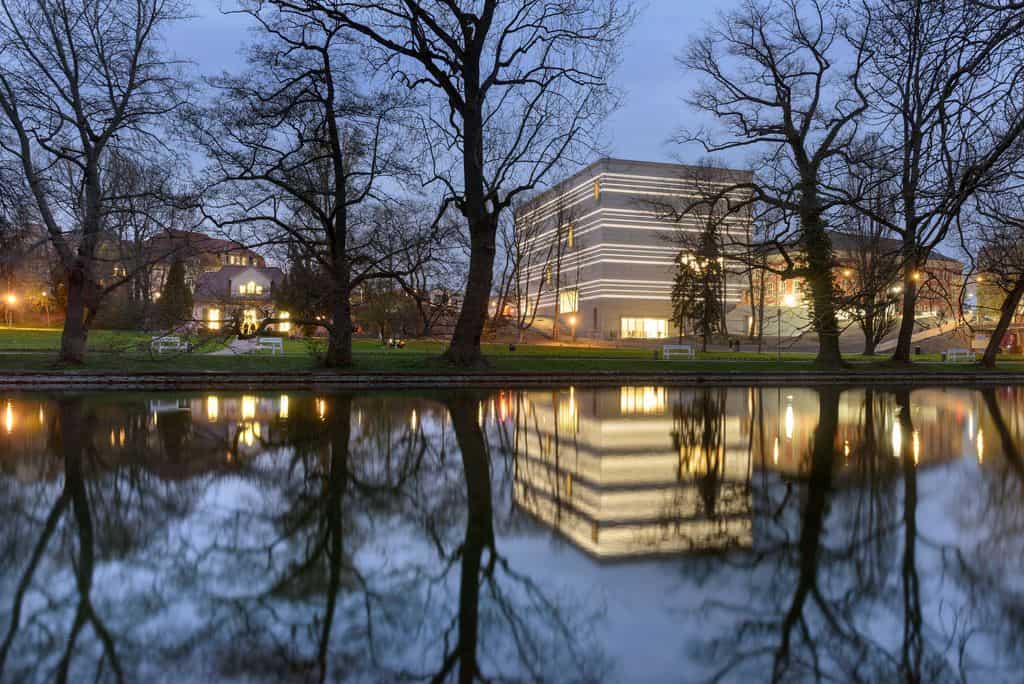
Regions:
[[0, 385, 1021, 683]]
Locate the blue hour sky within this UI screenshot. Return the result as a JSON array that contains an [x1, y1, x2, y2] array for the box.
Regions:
[[165, 1, 731, 168]]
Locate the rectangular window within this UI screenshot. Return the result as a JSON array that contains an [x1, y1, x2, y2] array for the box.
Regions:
[[545, 264, 553, 286], [559, 288, 578, 313], [278, 311, 291, 333], [207, 308, 221, 331], [620, 317, 667, 339], [566, 224, 574, 249]]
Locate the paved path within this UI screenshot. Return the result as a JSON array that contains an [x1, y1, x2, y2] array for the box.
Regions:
[[208, 337, 256, 356], [875, 319, 962, 353]]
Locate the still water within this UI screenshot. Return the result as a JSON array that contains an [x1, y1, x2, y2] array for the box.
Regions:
[[0, 386, 1020, 683]]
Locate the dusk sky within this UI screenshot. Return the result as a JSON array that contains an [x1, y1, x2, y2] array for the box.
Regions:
[[165, 1, 732, 172]]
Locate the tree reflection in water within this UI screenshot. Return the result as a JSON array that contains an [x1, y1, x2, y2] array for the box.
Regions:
[[0, 387, 1022, 681]]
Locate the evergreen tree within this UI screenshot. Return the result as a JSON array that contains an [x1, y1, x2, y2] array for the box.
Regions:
[[671, 231, 723, 352], [156, 259, 192, 328]]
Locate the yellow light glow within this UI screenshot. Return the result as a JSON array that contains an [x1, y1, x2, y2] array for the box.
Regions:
[[119, 428, 126, 446], [912, 430, 920, 466], [844, 440, 850, 458], [206, 396, 219, 422], [316, 398, 327, 421], [3, 402, 12, 434], [279, 311, 291, 333], [842, 269, 852, 277], [892, 421, 902, 458], [912, 271, 922, 281], [279, 394, 289, 420], [773, 436, 779, 465], [782, 293, 797, 307], [110, 429, 116, 447], [977, 429, 984, 464], [784, 403, 794, 440], [569, 314, 577, 327], [241, 395, 256, 420], [4, 294, 16, 306], [410, 408, 418, 431], [207, 308, 221, 331]]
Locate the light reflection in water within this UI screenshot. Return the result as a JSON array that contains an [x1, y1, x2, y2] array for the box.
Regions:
[[0, 386, 1019, 682]]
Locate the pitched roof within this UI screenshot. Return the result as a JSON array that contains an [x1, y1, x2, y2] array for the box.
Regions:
[[146, 229, 260, 262], [826, 230, 961, 265], [193, 265, 284, 300]]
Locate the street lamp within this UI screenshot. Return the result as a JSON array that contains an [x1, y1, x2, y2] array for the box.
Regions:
[[3, 293, 15, 327], [569, 314, 577, 341]]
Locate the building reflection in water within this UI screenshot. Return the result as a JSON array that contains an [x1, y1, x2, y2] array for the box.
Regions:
[[511, 386, 753, 559], [506, 386, 986, 560]]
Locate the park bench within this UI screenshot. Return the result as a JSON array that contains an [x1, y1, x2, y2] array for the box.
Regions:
[[944, 348, 976, 363], [255, 336, 284, 355], [151, 335, 186, 354], [662, 343, 695, 360]]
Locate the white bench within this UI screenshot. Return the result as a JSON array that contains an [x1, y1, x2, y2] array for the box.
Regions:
[[662, 344, 695, 360], [255, 336, 284, 355], [151, 335, 186, 354], [945, 348, 976, 363]]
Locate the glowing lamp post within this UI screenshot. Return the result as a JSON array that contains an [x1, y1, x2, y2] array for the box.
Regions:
[[569, 314, 577, 341], [3, 293, 16, 327]]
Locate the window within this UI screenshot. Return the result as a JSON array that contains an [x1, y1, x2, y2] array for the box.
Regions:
[[566, 224, 574, 248], [278, 311, 291, 334], [620, 317, 667, 339], [593, 179, 600, 200], [207, 308, 221, 331], [238, 280, 263, 296], [544, 264, 553, 286], [559, 288, 578, 313], [620, 386, 666, 415]]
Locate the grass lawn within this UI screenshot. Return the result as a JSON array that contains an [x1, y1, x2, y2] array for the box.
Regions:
[[0, 327, 1021, 374]]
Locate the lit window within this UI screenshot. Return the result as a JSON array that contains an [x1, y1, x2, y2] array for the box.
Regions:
[[559, 288, 578, 313], [545, 265, 553, 285], [278, 311, 290, 333], [238, 281, 263, 296], [620, 318, 667, 339], [620, 386, 666, 415], [566, 224, 574, 248], [207, 308, 221, 331]]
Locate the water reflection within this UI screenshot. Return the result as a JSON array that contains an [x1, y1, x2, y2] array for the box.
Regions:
[[0, 386, 1020, 682]]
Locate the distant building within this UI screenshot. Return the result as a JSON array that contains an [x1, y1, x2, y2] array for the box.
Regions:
[[752, 230, 964, 336], [192, 264, 286, 334], [514, 158, 753, 341]]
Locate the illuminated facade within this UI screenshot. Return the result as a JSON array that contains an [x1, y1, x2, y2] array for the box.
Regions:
[[514, 158, 753, 340], [512, 387, 755, 558]]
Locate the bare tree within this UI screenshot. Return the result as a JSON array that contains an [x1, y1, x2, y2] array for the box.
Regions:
[[973, 182, 1024, 367], [188, 3, 436, 367], [0, 0, 187, 363], [838, 159, 902, 355], [857, 0, 1024, 362], [285, 0, 634, 365], [680, 0, 871, 368]]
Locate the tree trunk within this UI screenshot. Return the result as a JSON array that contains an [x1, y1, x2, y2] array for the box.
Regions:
[[892, 263, 918, 362], [325, 257, 353, 367], [58, 263, 89, 365], [800, 199, 843, 368], [446, 215, 497, 366], [861, 311, 877, 356], [981, 279, 1024, 368]]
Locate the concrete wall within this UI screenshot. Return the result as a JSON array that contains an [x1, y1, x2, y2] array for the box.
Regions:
[[515, 158, 753, 340]]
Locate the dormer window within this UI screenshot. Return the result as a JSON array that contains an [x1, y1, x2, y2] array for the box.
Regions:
[[238, 280, 263, 296]]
